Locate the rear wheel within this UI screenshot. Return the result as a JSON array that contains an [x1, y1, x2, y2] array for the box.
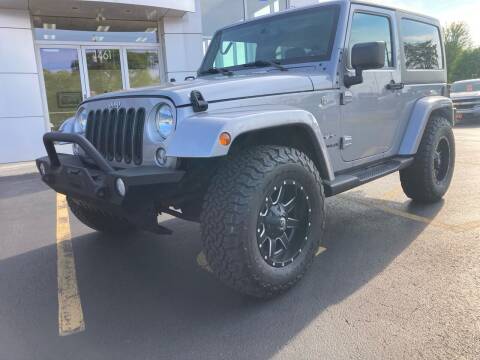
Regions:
[[201, 146, 325, 298], [400, 116, 455, 203], [67, 197, 136, 234]]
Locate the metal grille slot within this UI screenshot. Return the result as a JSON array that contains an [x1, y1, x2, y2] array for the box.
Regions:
[[133, 108, 145, 165], [85, 111, 95, 141], [115, 108, 126, 162], [123, 108, 135, 164], [99, 109, 109, 156], [92, 110, 102, 148], [106, 109, 117, 161], [84, 106, 145, 165]]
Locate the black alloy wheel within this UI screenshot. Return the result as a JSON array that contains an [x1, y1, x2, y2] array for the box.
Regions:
[[257, 179, 311, 268], [201, 145, 326, 298], [400, 115, 455, 203], [433, 136, 451, 183]]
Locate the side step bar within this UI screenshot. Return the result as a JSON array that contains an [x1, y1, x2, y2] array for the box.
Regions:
[[324, 157, 414, 197]]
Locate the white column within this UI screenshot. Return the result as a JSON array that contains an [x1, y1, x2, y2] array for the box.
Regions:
[[160, 0, 204, 83], [0, 9, 46, 163]]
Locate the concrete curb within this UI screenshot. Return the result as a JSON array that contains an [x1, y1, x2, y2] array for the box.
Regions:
[[0, 161, 38, 177], [0, 144, 72, 178]]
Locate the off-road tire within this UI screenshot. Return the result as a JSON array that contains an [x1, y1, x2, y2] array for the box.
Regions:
[[400, 116, 455, 203], [67, 197, 136, 234], [201, 146, 326, 298]]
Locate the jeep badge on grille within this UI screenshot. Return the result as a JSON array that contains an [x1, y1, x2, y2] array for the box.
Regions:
[[107, 101, 122, 110]]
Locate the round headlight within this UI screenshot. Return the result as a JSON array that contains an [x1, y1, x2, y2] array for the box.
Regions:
[[155, 104, 174, 139], [76, 108, 88, 132]]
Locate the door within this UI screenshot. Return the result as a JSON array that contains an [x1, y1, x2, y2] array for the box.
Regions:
[[340, 5, 402, 162], [38, 45, 164, 129], [82, 47, 125, 97], [81, 47, 163, 96], [125, 48, 162, 88], [38, 47, 86, 130]]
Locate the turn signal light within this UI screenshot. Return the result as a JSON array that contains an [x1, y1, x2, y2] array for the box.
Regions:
[[219, 132, 231, 146]]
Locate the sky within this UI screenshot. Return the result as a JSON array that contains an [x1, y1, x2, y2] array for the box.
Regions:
[[376, 0, 480, 46]]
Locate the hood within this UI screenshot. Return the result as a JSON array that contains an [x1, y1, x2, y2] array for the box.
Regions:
[[451, 91, 480, 99], [85, 72, 331, 107]]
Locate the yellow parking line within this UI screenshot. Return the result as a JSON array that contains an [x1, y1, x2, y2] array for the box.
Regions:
[[380, 187, 402, 201], [196, 251, 213, 273], [315, 246, 327, 256], [56, 193, 85, 336]]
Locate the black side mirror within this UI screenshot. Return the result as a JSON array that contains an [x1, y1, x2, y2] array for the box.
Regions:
[[344, 41, 386, 88]]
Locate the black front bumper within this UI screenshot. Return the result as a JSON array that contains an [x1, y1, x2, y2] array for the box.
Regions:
[[36, 132, 184, 206]]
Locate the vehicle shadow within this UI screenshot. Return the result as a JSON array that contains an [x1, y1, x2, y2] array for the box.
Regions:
[[0, 192, 444, 360]]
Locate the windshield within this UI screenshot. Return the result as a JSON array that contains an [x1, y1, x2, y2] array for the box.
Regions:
[[451, 81, 480, 93], [199, 5, 340, 74]]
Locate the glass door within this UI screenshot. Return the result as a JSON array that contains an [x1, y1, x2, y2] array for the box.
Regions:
[[81, 47, 163, 96], [125, 49, 162, 88], [82, 47, 125, 97], [38, 45, 164, 129], [38, 47, 86, 129]]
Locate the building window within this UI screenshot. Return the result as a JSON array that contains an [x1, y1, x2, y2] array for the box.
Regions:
[[349, 12, 394, 68], [33, 16, 159, 43], [245, 0, 287, 19], [126, 50, 161, 88], [201, 0, 245, 38], [201, 0, 288, 54], [401, 19, 443, 70]]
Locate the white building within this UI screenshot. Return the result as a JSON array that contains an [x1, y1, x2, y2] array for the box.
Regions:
[[0, 0, 298, 163]]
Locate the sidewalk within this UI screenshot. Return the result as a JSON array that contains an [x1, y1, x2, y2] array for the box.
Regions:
[[0, 161, 38, 177], [0, 144, 72, 177]]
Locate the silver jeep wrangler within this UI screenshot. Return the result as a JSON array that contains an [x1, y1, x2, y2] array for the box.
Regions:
[[37, 0, 455, 298]]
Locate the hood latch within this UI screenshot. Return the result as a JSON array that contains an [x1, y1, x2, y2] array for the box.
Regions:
[[190, 90, 208, 113]]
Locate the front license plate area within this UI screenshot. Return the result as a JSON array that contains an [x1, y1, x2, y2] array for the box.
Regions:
[[60, 165, 97, 194]]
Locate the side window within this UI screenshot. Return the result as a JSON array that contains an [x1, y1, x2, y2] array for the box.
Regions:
[[401, 19, 443, 70], [349, 12, 394, 68]]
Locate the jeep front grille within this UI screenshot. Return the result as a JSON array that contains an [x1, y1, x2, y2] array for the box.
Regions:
[[85, 107, 145, 165]]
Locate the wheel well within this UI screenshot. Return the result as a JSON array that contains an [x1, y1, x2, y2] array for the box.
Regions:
[[431, 106, 454, 126], [228, 125, 329, 179]]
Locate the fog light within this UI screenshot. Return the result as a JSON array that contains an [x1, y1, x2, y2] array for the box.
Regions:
[[115, 178, 126, 197], [39, 162, 46, 176], [155, 147, 167, 166]]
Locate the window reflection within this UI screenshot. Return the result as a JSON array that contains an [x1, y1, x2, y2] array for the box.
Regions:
[[85, 49, 123, 96], [201, 0, 287, 54], [39, 48, 83, 130], [401, 19, 443, 70], [201, 6, 339, 72], [33, 16, 158, 43], [200, 0, 245, 38], [127, 50, 161, 88], [349, 12, 393, 68]]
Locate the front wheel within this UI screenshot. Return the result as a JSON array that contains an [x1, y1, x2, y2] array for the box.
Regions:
[[400, 116, 455, 203], [201, 146, 326, 298]]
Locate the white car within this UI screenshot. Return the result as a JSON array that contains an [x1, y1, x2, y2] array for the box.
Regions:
[[451, 79, 480, 122]]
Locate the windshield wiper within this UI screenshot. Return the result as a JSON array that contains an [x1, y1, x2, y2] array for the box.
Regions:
[[243, 60, 288, 72], [198, 67, 233, 76]]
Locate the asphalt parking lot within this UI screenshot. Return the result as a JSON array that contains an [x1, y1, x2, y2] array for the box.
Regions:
[[1, 123, 479, 360]]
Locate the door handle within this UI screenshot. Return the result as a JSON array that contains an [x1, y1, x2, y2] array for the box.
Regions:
[[386, 81, 404, 91]]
